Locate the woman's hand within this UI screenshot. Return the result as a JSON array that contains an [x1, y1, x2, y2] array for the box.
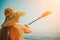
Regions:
[[24, 24, 30, 28]]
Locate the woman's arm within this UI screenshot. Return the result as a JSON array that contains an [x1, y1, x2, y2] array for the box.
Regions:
[[22, 24, 32, 34]]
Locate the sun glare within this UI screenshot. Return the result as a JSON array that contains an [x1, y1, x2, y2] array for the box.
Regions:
[[56, 0, 60, 5]]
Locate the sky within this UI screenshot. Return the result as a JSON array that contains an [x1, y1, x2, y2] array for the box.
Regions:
[[0, 0, 60, 37]]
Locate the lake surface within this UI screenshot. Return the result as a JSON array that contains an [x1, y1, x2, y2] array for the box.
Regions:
[[24, 35, 60, 40]]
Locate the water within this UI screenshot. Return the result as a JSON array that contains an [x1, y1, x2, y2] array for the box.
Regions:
[[24, 35, 60, 40]]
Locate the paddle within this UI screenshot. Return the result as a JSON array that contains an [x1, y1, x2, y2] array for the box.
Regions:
[[28, 11, 52, 25]]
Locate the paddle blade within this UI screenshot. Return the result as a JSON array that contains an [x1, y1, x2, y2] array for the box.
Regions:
[[41, 11, 52, 18]]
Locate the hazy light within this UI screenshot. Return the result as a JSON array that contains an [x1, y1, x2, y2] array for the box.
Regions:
[[57, 0, 60, 4], [55, 0, 60, 6]]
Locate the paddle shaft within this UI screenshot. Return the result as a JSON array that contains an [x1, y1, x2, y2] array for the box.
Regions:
[[28, 17, 41, 25]]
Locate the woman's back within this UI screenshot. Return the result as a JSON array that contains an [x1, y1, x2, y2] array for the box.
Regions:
[[9, 23, 24, 40]]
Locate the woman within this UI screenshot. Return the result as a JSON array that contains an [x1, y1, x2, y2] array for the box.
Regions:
[[1, 8, 32, 40]]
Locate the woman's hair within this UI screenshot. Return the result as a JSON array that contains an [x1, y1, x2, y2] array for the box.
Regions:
[[2, 8, 15, 27]]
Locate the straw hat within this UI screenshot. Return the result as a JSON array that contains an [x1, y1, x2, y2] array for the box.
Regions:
[[4, 8, 15, 17]]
